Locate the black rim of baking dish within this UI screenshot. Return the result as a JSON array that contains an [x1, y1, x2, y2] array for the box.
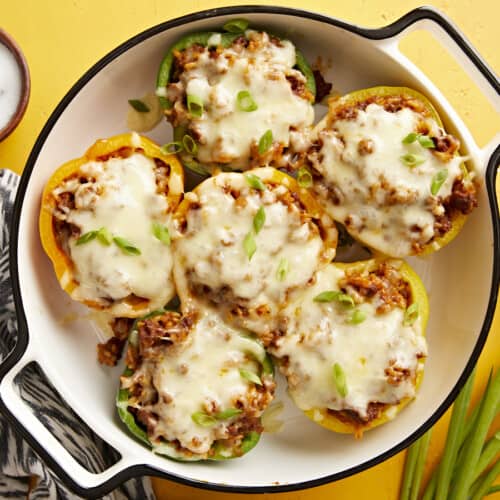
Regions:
[[2, 5, 499, 498]]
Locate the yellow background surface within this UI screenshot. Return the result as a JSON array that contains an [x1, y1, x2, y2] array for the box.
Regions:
[[1, 1, 499, 499]]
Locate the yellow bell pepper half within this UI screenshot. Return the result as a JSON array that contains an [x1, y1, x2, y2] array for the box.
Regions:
[[303, 257, 429, 437], [39, 132, 184, 314]]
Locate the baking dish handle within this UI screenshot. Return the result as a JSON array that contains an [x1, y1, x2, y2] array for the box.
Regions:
[[378, 7, 500, 165], [0, 352, 137, 496]]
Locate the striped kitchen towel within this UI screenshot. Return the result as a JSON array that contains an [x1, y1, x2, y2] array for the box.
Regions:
[[0, 169, 156, 499]]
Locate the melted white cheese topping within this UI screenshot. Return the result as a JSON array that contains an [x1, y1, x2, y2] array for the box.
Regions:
[[273, 264, 427, 418], [58, 153, 175, 312], [173, 168, 324, 332], [177, 30, 314, 169], [145, 310, 267, 454], [311, 103, 463, 256]]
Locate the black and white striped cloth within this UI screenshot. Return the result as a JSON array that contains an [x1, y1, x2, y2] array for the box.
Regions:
[[0, 169, 156, 499]]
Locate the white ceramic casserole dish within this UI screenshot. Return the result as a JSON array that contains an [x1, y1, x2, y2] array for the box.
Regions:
[[0, 6, 499, 497]]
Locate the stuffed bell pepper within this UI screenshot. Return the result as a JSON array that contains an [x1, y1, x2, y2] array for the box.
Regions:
[[307, 86, 478, 257], [117, 308, 275, 460], [171, 166, 338, 337], [268, 258, 429, 437], [39, 132, 184, 318], [156, 19, 316, 174]]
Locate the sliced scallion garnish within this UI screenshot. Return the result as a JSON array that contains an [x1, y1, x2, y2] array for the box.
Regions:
[[297, 167, 313, 188], [313, 290, 354, 307], [161, 141, 183, 154], [128, 99, 150, 113], [152, 222, 171, 246], [237, 90, 258, 112], [187, 94, 204, 117], [96, 227, 112, 246], [417, 134, 435, 148], [191, 411, 217, 427], [76, 230, 98, 245], [431, 168, 448, 196], [253, 207, 265, 234], [400, 153, 426, 168], [239, 368, 262, 386], [349, 309, 366, 325], [214, 408, 243, 420], [113, 237, 141, 256], [276, 258, 289, 281], [403, 303, 419, 326], [182, 134, 198, 155], [223, 18, 249, 33], [333, 363, 348, 397], [258, 129, 273, 155], [402, 132, 419, 144], [243, 231, 256, 260], [244, 173, 266, 191]]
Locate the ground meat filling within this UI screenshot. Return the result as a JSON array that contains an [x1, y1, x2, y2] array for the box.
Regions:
[[120, 311, 274, 458], [328, 402, 388, 426], [339, 261, 411, 314], [97, 317, 134, 366]]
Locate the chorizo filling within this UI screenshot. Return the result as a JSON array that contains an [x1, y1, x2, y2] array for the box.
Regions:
[[269, 260, 427, 426], [308, 94, 478, 256], [120, 309, 275, 459], [166, 30, 314, 170]]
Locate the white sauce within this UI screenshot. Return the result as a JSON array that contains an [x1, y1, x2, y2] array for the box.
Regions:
[[0, 42, 22, 131], [173, 168, 324, 333], [272, 264, 427, 418], [55, 153, 175, 313], [311, 104, 463, 256], [140, 310, 267, 454], [174, 30, 314, 169]]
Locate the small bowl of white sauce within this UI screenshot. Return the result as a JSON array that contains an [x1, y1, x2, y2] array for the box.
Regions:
[[0, 29, 30, 142]]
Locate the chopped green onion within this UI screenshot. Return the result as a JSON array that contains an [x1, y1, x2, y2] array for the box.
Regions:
[[313, 290, 354, 307], [349, 309, 366, 325], [402, 132, 435, 148], [258, 129, 273, 155], [243, 231, 256, 260], [161, 141, 183, 154], [187, 94, 204, 117], [128, 99, 150, 112], [76, 230, 98, 245], [214, 408, 243, 420], [239, 368, 262, 386], [276, 258, 289, 281], [402, 132, 419, 144], [244, 173, 266, 191], [417, 134, 435, 148], [113, 237, 141, 256], [191, 411, 217, 427], [332, 363, 347, 397], [96, 227, 112, 246], [297, 167, 313, 188], [237, 90, 258, 112], [403, 303, 419, 326], [431, 168, 448, 196], [182, 134, 198, 155], [152, 222, 171, 246], [400, 153, 426, 168], [253, 207, 265, 234], [451, 369, 500, 500], [223, 18, 249, 33]]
